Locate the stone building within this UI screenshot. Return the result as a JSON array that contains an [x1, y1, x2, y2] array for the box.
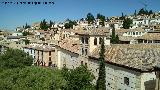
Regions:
[[34, 45, 55, 67]]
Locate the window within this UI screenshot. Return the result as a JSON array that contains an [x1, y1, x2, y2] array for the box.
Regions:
[[124, 77, 129, 85], [94, 38, 97, 45], [128, 32, 130, 35], [99, 37, 103, 44], [49, 62, 52, 66], [133, 32, 135, 35], [82, 48, 84, 55], [85, 37, 88, 44], [31, 49, 32, 54], [108, 83, 110, 86], [81, 61, 83, 65], [81, 37, 84, 44], [85, 63, 87, 66], [136, 32, 138, 35], [49, 57, 51, 61], [42, 51, 43, 56], [85, 49, 88, 55], [49, 51, 51, 56]]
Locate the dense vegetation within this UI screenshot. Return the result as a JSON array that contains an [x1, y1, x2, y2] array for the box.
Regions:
[[40, 19, 54, 30], [97, 13, 105, 26], [40, 19, 49, 30], [0, 66, 64, 90], [0, 48, 97, 90], [123, 18, 133, 29], [86, 13, 95, 24], [138, 8, 153, 15], [0, 49, 33, 71], [23, 23, 31, 29], [62, 66, 95, 90], [22, 31, 32, 36], [64, 19, 77, 29]]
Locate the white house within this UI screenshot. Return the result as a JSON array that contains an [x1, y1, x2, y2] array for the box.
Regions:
[[12, 32, 23, 36]]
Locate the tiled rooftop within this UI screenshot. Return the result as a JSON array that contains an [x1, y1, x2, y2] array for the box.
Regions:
[[34, 45, 55, 51], [57, 39, 80, 54], [136, 32, 160, 40], [90, 44, 160, 71]]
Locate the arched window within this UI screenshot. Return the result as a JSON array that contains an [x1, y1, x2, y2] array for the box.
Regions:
[[94, 38, 97, 45]]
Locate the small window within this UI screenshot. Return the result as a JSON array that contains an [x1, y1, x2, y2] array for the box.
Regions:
[[81, 37, 84, 44], [82, 48, 84, 55], [99, 37, 103, 44], [124, 77, 129, 85], [49, 62, 52, 66], [49, 51, 51, 56], [136, 32, 138, 35], [94, 38, 97, 45], [133, 32, 135, 35], [81, 61, 83, 65], [108, 83, 110, 86], [49, 57, 51, 61], [42, 51, 43, 55], [85, 49, 88, 55], [85, 37, 88, 44], [85, 63, 87, 66]]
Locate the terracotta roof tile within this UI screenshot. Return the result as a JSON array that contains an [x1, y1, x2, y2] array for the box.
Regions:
[[90, 44, 160, 71], [57, 39, 80, 54]]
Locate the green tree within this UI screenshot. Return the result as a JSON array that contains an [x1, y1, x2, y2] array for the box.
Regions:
[[123, 18, 133, 29], [96, 39, 106, 90], [23, 39, 30, 45], [97, 13, 105, 26], [115, 34, 119, 44], [49, 20, 54, 29], [86, 13, 95, 24], [0, 66, 65, 90], [138, 8, 153, 15], [24, 23, 31, 29], [119, 12, 125, 20], [0, 49, 33, 71], [64, 19, 77, 29], [40, 19, 49, 30], [138, 8, 146, 15], [149, 10, 153, 15], [134, 10, 137, 17], [62, 65, 95, 90], [152, 13, 156, 18], [110, 24, 119, 44], [22, 31, 32, 36]]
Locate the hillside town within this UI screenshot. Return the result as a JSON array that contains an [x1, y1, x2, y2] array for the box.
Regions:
[[1, 9, 160, 90]]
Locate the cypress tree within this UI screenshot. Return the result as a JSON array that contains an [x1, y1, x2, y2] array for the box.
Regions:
[[96, 39, 106, 90], [110, 24, 119, 44]]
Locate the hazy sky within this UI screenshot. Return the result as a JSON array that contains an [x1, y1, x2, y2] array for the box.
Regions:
[[0, 0, 160, 30]]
